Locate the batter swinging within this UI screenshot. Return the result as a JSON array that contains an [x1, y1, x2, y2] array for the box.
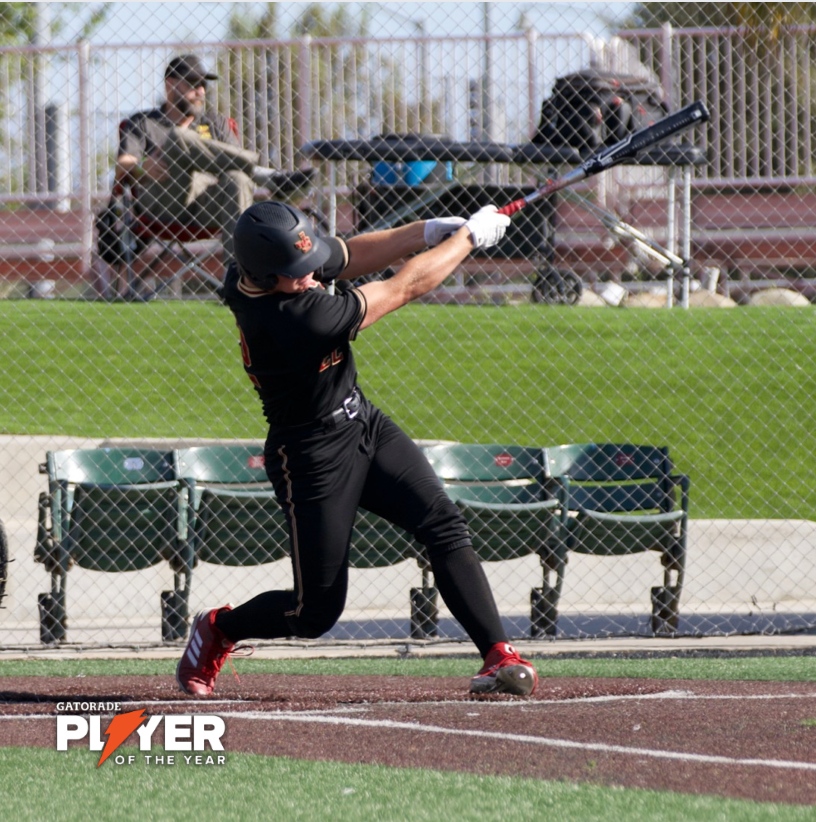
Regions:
[[177, 200, 538, 697]]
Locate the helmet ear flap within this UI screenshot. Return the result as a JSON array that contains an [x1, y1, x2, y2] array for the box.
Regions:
[[238, 263, 278, 291]]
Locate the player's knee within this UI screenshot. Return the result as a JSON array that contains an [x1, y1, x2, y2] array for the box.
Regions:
[[413, 493, 471, 551], [425, 536, 473, 560]]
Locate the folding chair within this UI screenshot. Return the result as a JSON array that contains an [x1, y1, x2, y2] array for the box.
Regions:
[[118, 184, 224, 301], [173, 445, 288, 638], [544, 443, 690, 635], [34, 448, 181, 644], [422, 443, 565, 638]]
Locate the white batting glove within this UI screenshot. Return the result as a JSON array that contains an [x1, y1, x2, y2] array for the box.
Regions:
[[423, 216, 467, 247], [464, 205, 511, 249]]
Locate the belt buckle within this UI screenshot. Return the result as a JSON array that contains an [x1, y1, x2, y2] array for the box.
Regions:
[[342, 393, 359, 420]]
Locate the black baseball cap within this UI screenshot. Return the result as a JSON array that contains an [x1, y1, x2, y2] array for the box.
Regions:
[[165, 54, 217, 84]]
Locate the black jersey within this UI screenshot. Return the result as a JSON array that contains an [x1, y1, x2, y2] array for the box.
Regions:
[[118, 106, 240, 159], [222, 238, 367, 427]]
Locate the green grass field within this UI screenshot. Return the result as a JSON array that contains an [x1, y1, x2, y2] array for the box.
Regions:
[[4, 748, 808, 822], [0, 656, 812, 820], [2, 653, 816, 680], [2, 301, 815, 518]]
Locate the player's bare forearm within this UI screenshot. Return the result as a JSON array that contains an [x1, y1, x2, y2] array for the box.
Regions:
[[396, 226, 473, 298], [357, 227, 473, 329], [339, 222, 428, 280]]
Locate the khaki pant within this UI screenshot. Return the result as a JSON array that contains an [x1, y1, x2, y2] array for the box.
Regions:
[[137, 127, 258, 264]]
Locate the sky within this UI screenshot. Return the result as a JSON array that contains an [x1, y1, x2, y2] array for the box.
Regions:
[[50, 2, 639, 46]]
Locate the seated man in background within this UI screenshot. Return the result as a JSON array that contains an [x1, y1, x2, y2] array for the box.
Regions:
[[115, 53, 311, 270]]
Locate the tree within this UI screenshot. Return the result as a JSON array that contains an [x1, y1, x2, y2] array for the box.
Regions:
[[0, 3, 110, 196], [622, 2, 816, 179], [624, 2, 816, 32], [0, 2, 109, 45], [222, 3, 442, 165]]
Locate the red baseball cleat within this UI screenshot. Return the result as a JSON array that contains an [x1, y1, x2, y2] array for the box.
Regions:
[[469, 642, 538, 696], [176, 605, 241, 696]]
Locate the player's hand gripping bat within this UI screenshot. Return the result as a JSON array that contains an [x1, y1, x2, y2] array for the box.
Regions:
[[498, 101, 710, 217]]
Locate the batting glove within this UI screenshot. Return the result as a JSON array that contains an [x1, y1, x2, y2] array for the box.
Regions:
[[423, 216, 467, 247], [464, 205, 511, 249]]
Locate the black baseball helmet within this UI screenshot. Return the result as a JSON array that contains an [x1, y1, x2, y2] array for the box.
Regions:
[[233, 202, 331, 288]]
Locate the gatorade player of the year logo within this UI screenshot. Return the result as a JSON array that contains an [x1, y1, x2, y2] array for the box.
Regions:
[[55, 702, 226, 767]]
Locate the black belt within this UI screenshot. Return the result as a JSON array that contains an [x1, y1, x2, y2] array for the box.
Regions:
[[270, 388, 362, 433], [321, 387, 361, 429]]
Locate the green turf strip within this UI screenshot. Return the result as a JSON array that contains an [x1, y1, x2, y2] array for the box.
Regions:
[[0, 748, 808, 822], [3, 302, 816, 518], [1, 654, 816, 681]]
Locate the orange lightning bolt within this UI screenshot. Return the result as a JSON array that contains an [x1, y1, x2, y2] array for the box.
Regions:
[[97, 709, 147, 767]]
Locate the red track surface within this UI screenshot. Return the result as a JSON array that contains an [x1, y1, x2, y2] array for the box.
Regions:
[[1, 674, 815, 805]]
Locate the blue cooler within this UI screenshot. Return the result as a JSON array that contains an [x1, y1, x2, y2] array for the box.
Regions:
[[371, 161, 402, 185], [405, 160, 454, 186], [373, 160, 454, 187]]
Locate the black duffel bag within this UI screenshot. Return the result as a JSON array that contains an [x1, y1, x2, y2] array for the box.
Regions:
[[533, 69, 669, 154], [95, 196, 127, 267], [95, 193, 143, 267]]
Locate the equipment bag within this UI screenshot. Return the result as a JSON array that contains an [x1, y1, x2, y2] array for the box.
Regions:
[[95, 193, 143, 267], [533, 70, 669, 154], [95, 196, 126, 266]]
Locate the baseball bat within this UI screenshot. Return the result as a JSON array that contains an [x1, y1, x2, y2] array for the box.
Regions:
[[563, 188, 685, 269], [498, 100, 710, 217]]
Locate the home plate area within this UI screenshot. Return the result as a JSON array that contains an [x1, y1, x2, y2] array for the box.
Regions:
[[1, 674, 815, 805]]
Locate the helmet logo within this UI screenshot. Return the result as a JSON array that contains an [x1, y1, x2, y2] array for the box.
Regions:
[[294, 231, 312, 253]]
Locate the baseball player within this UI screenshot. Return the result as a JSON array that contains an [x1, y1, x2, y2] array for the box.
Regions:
[[177, 200, 538, 697]]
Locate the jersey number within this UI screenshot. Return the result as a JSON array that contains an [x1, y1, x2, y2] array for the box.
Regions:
[[318, 348, 344, 373]]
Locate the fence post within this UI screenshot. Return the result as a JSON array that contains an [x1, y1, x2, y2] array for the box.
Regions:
[[666, 166, 676, 308], [46, 103, 71, 213], [77, 39, 93, 277], [525, 26, 539, 140], [297, 35, 312, 147], [680, 165, 693, 309], [661, 22, 674, 110]]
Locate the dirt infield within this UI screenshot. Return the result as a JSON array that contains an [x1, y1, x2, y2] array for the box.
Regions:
[[1, 673, 815, 805]]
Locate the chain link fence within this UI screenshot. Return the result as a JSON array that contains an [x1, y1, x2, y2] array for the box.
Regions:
[[1, 2, 815, 647]]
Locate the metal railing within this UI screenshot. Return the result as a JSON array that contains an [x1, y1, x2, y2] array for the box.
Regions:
[[3, 26, 816, 213], [619, 24, 816, 187]]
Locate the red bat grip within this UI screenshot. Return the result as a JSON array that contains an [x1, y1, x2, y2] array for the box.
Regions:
[[497, 198, 527, 217]]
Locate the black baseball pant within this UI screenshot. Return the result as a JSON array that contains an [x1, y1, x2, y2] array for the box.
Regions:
[[217, 392, 508, 657]]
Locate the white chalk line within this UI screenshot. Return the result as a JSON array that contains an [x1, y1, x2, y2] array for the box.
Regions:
[[0, 703, 367, 721], [518, 689, 816, 705], [247, 691, 816, 714], [2, 689, 816, 717], [0, 698, 252, 719], [121, 699, 253, 707], [232, 711, 816, 772]]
